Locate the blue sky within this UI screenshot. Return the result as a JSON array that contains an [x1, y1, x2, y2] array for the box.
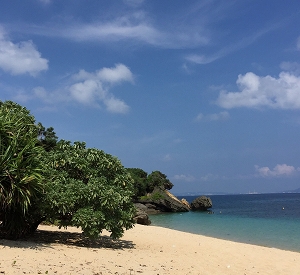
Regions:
[[1, 0, 300, 194]]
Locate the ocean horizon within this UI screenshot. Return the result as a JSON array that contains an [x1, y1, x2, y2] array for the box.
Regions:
[[149, 193, 300, 252]]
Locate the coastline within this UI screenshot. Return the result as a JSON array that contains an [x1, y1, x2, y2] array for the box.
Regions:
[[1, 224, 300, 275]]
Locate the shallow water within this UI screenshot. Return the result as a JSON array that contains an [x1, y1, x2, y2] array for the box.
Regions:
[[150, 193, 300, 252]]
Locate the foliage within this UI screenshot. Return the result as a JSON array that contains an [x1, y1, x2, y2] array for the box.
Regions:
[[146, 171, 173, 193], [0, 101, 44, 238], [0, 101, 136, 240], [126, 168, 148, 200], [0, 100, 174, 240], [41, 140, 136, 239], [126, 169, 174, 200], [140, 191, 166, 202], [37, 122, 58, 151]]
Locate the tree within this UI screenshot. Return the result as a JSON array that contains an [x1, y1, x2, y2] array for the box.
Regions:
[[37, 122, 58, 151], [0, 101, 44, 239], [41, 140, 136, 239], [126, 169, 174, 199], [126, 168, 148, 200], [146, 171, 174, 193], [1, 101, 136, 240]]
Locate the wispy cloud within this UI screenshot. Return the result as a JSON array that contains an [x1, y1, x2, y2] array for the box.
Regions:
[[216, 72, 300, 110], [18, 12, 209, 49], [255, 164, 298, 177], [173, 174, 196, 182], [200, 173, 220, 182], [0, 27, 48, 76], [196, 111, 229, 121], [280, 62, 300, 75], [38, 0, 51, 4], [140, 131, 174, 145], [186, 16, 290, 65], [163, 154, 172, 162], [123, 0, 145, 8]]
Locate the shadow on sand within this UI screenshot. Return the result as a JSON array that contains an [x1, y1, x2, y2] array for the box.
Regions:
[[0, 227, 135, 250]]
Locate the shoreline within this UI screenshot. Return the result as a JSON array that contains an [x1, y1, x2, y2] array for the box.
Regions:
[[149, 221, 300, 254], [1, 224, 300, 274], [149, 223, 300, 253]]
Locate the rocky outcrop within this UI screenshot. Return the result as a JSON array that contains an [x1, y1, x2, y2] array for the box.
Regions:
[[190, 196, 212, 211], [133, 203, 151, 225], [181, 198, 191, 210], [138, 188, 190, 213]]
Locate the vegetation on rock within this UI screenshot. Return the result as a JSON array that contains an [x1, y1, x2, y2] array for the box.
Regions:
[[126, 168, 174, 200]]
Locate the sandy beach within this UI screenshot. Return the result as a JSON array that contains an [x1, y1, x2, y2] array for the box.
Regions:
[[1, 224, 300, 275]]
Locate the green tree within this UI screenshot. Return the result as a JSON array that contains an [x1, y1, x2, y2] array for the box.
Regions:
[[126, 168, 148, 200], [146, 171, 174, 193], [41, 140, 136, 239], [0, 101, 44, 239], [37, 122, 58, 151], [1, 101, 136, 240]]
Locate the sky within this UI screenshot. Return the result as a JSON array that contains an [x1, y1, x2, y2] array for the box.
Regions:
[[1, 0, 300, 195]]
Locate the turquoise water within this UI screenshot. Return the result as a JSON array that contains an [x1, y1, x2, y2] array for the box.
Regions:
[[149, 193, 300, 252]]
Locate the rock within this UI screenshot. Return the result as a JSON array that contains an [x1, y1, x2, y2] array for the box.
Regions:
[[190, 196, 212, 211], [134, 203, 148, 211], [134, 204, 151, 225], [138, 188, 190, 213], [181, 198, 191, 210], [144, 203, 160, 214]]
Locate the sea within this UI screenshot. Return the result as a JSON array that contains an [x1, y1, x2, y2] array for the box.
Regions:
[[149, 193, 300, 252]]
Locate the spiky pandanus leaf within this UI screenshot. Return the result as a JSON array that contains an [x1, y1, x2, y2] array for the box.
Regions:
[[0, 101, 44, 239]]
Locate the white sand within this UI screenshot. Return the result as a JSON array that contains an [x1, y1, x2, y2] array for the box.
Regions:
[[1, 224, 300, 275]]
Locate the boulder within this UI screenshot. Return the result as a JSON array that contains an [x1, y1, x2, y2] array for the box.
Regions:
[[138, 188, 190, 213], [134, 203, 151, 225], [144, 203, 160, 214], [190, 196, 212, 211]]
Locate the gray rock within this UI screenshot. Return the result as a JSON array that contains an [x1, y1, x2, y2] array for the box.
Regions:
[[191, 196, 212, 211], [133, 204, 151, 225], [138, 188, 190, 213], [134, 203, 148, 211]]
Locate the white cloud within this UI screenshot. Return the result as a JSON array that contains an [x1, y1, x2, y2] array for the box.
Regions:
[[255, 164, 296, 177], [173, 174, 195, 182], [97, 64, 134, 83], [0, 28, 48, 76], [196, 111, 229, 121], [33, 64, 133, 114], [70, 64, 132, 113], [104, 96, 129, 114], [217, 72, 300, 109], [73, 64, 134, 84], [69, 80, 105, 106]]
